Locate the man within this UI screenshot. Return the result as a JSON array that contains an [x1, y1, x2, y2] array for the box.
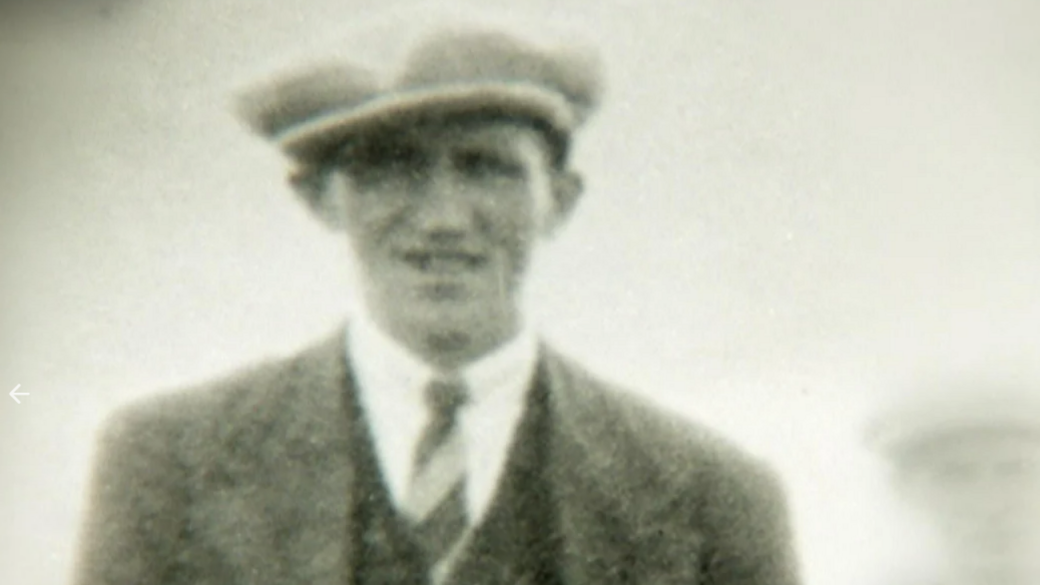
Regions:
[[74, 15, 801, 585], [866, 377, 1040, 585]]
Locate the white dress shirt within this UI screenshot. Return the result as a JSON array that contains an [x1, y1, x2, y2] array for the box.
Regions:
[[347, 315, 539, 523]]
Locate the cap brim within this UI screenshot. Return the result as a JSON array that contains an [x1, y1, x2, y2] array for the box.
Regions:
[[275, 82, 574, 160]]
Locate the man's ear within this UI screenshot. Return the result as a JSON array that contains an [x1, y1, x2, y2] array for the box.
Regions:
[[289, 167, 350, 231], [542, 169, 584, 236]]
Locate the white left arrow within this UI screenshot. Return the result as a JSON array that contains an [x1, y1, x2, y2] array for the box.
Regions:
[[9, 385, 28, 404]]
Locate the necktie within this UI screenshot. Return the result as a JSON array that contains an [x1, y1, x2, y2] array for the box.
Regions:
[[403, 375, 471, 570]]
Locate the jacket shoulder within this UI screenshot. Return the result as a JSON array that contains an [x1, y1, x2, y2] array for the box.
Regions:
[[543, 348, 787, 514], [543, 350, 800, 582], [545, 348, 773, 475], [98, 332, 345, 456]]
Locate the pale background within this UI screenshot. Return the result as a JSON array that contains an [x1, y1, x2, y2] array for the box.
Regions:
[[2, 1, 1039, 584]]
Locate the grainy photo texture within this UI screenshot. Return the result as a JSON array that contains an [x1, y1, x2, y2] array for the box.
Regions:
[[2, 2, 1039, 585]]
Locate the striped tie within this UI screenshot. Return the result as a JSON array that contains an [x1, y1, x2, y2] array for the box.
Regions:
[[403, 375, 471, 572]]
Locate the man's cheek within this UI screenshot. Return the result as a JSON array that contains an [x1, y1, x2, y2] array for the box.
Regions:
[[348, 202, 406, 241], [496, 225, 538, 264]]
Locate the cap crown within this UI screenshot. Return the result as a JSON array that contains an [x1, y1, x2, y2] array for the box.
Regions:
[[234, 6, 603, 162]]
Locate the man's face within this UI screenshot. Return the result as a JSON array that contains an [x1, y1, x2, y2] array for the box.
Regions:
[[318, 117, 574, 348], [900, 433, 1040, 582]]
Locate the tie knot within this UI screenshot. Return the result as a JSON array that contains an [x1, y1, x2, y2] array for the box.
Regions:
[[424, 375, 469, 416]]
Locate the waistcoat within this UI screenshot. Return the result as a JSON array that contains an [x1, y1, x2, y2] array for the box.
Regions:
[[348, 363, 564, 585]]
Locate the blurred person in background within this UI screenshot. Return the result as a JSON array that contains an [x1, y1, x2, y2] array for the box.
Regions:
[[867, 376, 1040, 585], [71, 9, 802, 585]]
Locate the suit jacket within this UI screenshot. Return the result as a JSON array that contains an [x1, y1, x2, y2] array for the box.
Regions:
[[74, 330, 801, 585]]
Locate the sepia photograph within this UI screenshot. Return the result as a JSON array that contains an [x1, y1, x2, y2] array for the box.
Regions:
[[2, 1, 1039, 584]]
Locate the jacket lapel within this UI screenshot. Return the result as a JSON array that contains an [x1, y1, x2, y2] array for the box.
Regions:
[[271, 332, 359, 585], [543, 349, 705, 585]]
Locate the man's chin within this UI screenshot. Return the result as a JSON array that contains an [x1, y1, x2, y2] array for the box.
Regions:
[[367, 276, 518, 335], [400, 291, 514, 331], [407, 293, 490, 325]]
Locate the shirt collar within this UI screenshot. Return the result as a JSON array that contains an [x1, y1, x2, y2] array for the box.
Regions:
[[346, 311, 540, 522], [346, 311, 539, 404]]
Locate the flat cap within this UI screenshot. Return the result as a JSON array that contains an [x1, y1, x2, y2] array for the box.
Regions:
[[234, 6, 603, 162], [866, 377, 1040, 462]]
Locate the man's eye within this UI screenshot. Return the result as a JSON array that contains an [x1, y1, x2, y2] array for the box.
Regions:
[[340, 142, 429, 177], [454, 151, 524, 179]]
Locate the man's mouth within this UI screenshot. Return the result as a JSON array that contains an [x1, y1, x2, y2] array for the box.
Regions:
[[400, 250, 486, 273]]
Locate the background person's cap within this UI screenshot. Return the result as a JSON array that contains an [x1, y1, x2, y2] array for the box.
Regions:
[[865, 377, 1040, 463]]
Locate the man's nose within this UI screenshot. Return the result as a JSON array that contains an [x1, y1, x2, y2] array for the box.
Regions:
[[414, 162, 473, 235]]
